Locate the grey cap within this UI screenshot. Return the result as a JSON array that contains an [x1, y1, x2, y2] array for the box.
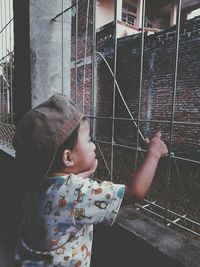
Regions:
[[13, 93, 83, 189]]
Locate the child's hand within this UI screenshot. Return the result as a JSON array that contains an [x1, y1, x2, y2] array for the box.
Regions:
[[145, 132, 168, 159]]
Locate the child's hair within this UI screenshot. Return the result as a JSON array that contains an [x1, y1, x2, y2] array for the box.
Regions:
[[49, 116, 87, 173]]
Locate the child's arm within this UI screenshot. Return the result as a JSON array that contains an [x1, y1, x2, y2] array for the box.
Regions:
[[122, 132, 168, 205]]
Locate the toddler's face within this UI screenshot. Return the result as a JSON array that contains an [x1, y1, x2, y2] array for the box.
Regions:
[[71, 120, 97, 174]]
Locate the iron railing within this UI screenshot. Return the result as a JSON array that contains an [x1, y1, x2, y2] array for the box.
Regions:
[[67, 0, 200, 239], [4, 0, 200, 239]]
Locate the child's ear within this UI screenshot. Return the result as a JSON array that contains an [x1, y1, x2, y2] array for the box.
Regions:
[[62, 149, 74, 167]]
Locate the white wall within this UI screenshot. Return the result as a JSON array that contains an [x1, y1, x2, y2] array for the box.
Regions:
[[96, 0, 115, 29]]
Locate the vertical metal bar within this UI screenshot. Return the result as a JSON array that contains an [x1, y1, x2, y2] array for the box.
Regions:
[[75, 0, 78, 104], [91, 0, 96, 139], [165, 0, 182, 224], [0, 0, 2, 123], [9, 0, 13, 124], [83, 0, 90, 113], [2, 0, 5, 124], [61, 0, 64, 93], [110, 0, 118, 181], [135, 0, 146, 171], [5, 0, 9, 124]]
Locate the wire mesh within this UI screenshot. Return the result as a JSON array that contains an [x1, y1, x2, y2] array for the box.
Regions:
[[0, 0, 15, 151], [69, 0, 200, 239], [1, 0, 199, 239]]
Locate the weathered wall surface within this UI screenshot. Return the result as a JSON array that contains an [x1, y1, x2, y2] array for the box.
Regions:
[[29, 0, 71, 107]]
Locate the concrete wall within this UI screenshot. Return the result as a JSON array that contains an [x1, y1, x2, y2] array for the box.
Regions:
[[96, 0, 115, 29], [29, 0, 71, 107]]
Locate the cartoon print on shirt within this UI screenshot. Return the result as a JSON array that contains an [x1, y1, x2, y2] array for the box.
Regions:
[[68, 231, 78, 242], [88, 231, 93, 241], [55, 245, 66, 255], [117, 186, 125, 199], [87, 197, 92, 207], [54, 210, 60, 217], [106, 193, 111, 199], [51, 178, 65, 191], [58, 196, 67, 208], [74, 260, 82, 267], [74, 188, 85, 203], [64, 256, 70, 262], [74, 208, 92, 220], [53, 223, 71, 234], [81, 244, 90, 260], [91, 187, 102, 194], [72, 247, 78, 257], [50, 236, 62, 249], [16, 175, 125, 266], [94, 200, 108, 209], [43, 200, 52, 215]]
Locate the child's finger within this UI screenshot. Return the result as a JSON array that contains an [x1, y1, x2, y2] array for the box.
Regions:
[[145, 137, 149, 144], [153, 131, 161, 138]]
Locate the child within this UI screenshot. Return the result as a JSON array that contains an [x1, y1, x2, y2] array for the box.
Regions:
[[13, 93, 168, 267]]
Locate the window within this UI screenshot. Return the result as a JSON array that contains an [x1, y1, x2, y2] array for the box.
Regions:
[[145, 14, 154, 28], [122, 2, 137, 26]]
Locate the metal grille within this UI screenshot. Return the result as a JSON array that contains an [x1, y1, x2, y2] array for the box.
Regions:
[[19, 0, 200, 239], [65, 0, 200, 239], [0, 0, 15, 154]]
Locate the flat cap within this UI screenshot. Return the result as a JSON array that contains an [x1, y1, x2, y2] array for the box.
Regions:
[[13, 93, 83, 188]]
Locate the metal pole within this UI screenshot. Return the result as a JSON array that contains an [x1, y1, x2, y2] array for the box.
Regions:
[[0, 0, 3, 122], [82, 0, 90, 113], [9, 0, 13, 124], [165, 0, 182, 224], [91, 0, 96, 140], [110, 0, 118, 181], [135, 0, 146, 171], [75, 0, 78, 104], [86, 115, 200, 127], [61, 0, 64, 93]]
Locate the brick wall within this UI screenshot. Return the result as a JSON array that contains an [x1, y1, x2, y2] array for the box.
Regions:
[[71, 0, 93, 115], [71, 9, 200, 160]]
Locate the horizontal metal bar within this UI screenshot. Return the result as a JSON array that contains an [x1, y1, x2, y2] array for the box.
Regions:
[[167, 215, 186, 226], [87, 115, 200, 127], [172, 155, 200, 165], [0, 113, 15, 116], [135, 203, 200, 237], [51, 2, 76, 21], [0, 50, 14, 63], [96, 139, 200, 165], [144, 199, 200, 227], [96, 139, 145, 152], [136, 201, 156, 210]]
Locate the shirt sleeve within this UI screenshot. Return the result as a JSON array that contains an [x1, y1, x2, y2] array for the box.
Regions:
[[65, 174, 125, 226]]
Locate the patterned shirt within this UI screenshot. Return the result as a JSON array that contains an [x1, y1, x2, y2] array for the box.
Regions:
[[15, 174, 125, 267]]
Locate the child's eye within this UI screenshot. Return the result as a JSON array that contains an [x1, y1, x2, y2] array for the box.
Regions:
[[89, 137, 96, 143]]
